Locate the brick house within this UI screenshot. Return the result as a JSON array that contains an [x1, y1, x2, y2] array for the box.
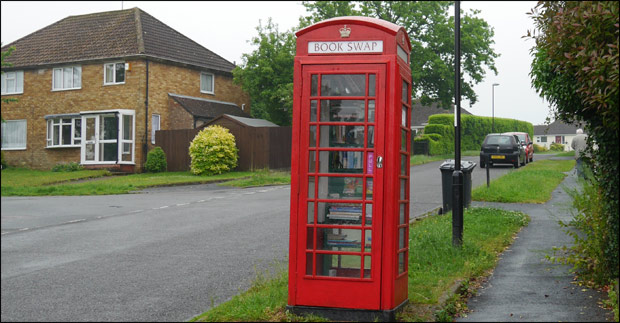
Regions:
[[1, 7, 250, 172]]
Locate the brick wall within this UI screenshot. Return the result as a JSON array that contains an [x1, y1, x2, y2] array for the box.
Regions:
[[1, 58, 250, 172], [1, 59, 146, 170]]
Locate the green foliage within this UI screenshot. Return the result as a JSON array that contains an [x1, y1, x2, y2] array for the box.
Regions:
[[533, 143, 548, 153], [232, 19, 295, 126], [51, 162, 84, 172], [422, 114, 533, 155], [528, 1, 619, 280], [189, 125, 238, 176], [549, 174, 611, 286], [234, 2, 499, 125], [1, 151, 6, 169], [302, 1, 499, 109], [549, 142, 564, 152], [144, 146, 168, 173]]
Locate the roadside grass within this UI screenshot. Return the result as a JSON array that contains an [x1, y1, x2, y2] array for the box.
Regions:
[[554, 150, 575, 157], [220, 169, 290, 188], [411, 151, 479, 166], [1, 169, 254, 196], [471, 159, 575, 203], [1, 167, 110, 188], [190, 207, 529, 322]]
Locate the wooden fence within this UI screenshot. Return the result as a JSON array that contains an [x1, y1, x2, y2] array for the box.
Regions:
[[155, 127, 292, 172]]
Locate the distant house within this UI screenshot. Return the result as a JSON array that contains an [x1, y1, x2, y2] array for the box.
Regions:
[[1, 7, 250, 172], [410, 101, 472, 136], [534, 120, 585, 151]]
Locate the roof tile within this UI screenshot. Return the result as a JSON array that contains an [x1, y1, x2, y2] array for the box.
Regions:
[[2, 8, 234, 72]]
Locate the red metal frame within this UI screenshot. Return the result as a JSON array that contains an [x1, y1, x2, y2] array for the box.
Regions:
[[289, 17, 412, 312]]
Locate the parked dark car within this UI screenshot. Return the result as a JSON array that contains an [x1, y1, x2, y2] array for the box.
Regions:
[[480, 134, 526, 168], [503, 132, 534, 163]]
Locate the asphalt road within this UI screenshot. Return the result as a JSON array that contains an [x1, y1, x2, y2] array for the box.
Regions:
[[1, 185, 291, 322], [0, 153, 559, 321]]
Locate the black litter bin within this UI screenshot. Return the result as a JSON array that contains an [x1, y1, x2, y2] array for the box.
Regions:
[[439, 160, 477, 213]]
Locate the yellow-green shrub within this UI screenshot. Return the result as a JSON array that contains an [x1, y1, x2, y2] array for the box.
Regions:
[[533, 143, 548, 153], [189, 125, 238, 175]]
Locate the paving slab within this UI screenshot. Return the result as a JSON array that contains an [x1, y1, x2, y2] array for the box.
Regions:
[[457, 170, 613, 322]]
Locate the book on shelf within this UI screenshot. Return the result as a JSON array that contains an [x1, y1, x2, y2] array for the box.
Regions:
[[327, 233, 347, 240]]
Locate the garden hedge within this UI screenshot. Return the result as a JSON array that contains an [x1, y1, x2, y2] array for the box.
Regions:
[[415, 114, 533, 155]]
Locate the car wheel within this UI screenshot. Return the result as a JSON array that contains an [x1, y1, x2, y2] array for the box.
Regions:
[[480, 161, 486, 168], [530, 156, 533, 163], [514, 160, 520, 168]]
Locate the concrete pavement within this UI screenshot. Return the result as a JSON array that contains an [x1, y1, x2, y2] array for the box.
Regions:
[[457, 169, 613, 322]]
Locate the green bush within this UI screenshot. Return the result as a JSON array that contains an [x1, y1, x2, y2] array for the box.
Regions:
[[189, 125, 238, 176], [144, 146, 168, 173], [423, 114, 534, 155], [549, 142, 565, 152], [51, 162, 84, 172], [1, 151, 6, 170], [533, 143, 548, 153]]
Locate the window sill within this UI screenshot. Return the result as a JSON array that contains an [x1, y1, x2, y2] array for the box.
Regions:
[[1, 147, 27, 151], [200, 90, 215, 95], [51, 87, 81, 92], [46, 145, 80, 149], [103, 82, 126, 86], [1, 92, 23, 96]]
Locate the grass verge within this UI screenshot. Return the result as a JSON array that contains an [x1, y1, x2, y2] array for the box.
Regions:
[[220, 169, 290, 188], [471, 159, 575, 203], [411, 151, 479, 166], [190, 207, 529, 322], [1, 169, 253, 196]]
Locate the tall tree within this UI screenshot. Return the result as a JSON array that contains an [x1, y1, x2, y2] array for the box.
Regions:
[[528, 1, 619, 282], [232, 19, 296, 126], [234, 1, 498, 125], [304, 1, 499, 109]]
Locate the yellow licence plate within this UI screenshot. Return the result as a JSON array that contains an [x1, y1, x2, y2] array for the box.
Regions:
[[491, 155, 505, 159]]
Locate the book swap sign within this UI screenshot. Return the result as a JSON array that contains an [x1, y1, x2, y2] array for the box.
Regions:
[[308, 41, 384, 54]]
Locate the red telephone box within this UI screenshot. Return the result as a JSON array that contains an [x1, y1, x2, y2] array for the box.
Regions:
[[288, 17, 412, 320]]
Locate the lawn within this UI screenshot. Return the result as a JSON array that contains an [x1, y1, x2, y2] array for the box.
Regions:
[[190, 207, 529, 322], [1, 168, 255, 196], [472, 159, 575, 203]]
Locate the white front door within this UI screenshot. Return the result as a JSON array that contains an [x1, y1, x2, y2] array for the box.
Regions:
[[80, 110, 135, 165]]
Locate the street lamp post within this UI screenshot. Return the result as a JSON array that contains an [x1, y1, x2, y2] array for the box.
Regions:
[[492, 83, 500, 133]]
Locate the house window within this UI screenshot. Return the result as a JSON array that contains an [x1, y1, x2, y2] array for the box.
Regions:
[[1, 70, 24, 95], [540, 136, 547, 143], [52, 66, 81, 90], [46, 117, 81, 147], [200, 72, 214, 94], [1, 120, 27, 150], [104, 62, 126, 85], [151, 114, 160, 144]]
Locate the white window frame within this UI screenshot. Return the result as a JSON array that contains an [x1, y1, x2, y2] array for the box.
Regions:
[[151, 114, 160, 144], [200, 72, 214, 94], [52, 66, 81, 91], [103, 62, 126, 85], [1, 70, 24, 95], [46, 117, 82, 148], [1, 119, 27, 150]]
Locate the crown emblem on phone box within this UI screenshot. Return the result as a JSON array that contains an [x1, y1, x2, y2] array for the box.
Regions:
[[340, 25, 351, 38]]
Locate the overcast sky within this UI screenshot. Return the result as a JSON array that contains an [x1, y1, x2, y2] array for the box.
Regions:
[[1, 1, 553, 125]]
